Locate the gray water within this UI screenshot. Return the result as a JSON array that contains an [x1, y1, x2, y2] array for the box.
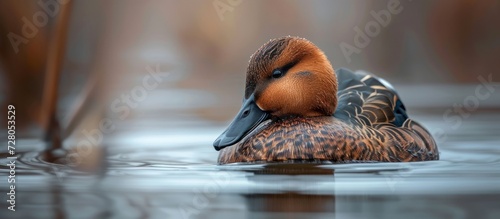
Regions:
[[1, 110, 500, 219]]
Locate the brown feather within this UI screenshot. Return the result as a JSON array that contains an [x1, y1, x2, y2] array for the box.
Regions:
[[218, 117, 438, 164], [217, 37, 439, 164]]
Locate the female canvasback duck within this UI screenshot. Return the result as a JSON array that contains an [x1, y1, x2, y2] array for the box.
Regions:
[[213, 36, 439, 164]]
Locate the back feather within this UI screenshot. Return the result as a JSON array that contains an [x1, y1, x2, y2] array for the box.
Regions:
[[334, 68, 408, 127]]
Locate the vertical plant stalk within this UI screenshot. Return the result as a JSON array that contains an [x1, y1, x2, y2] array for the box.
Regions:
[[41, 2, 72, 161]]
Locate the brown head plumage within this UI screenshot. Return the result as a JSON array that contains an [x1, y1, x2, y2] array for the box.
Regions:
[[245, 36, 338, 118]]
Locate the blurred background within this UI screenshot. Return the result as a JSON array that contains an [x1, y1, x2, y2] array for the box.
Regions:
[[1, 0, 500, 218], [1, 0, 499, 141]]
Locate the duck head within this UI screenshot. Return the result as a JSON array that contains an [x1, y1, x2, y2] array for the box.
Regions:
[[213, 36, 338, 151]]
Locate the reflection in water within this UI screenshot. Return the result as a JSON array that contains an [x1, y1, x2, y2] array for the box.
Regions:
[[2, 111, 500, 218], [0, 127, 500, 218], [246, 193, 335, 213], [245, 165, 336, 216]]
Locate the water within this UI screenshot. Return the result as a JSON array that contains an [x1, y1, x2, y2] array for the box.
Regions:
[[1, 111, 500, 219]]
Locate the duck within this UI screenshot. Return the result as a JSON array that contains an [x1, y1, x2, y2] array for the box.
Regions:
[[213, 36, 439, 164]]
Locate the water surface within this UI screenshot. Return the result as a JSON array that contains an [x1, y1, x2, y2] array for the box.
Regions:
[[1, 111, 500, 219]]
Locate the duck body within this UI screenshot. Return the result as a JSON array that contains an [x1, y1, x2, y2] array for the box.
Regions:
[[214, 37, 439, 164]]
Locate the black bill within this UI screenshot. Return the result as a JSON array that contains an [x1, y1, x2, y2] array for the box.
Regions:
[[213, 94, 269, 151]]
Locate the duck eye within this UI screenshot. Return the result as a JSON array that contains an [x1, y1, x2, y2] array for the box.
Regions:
[[272, 69, 284, 78]]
